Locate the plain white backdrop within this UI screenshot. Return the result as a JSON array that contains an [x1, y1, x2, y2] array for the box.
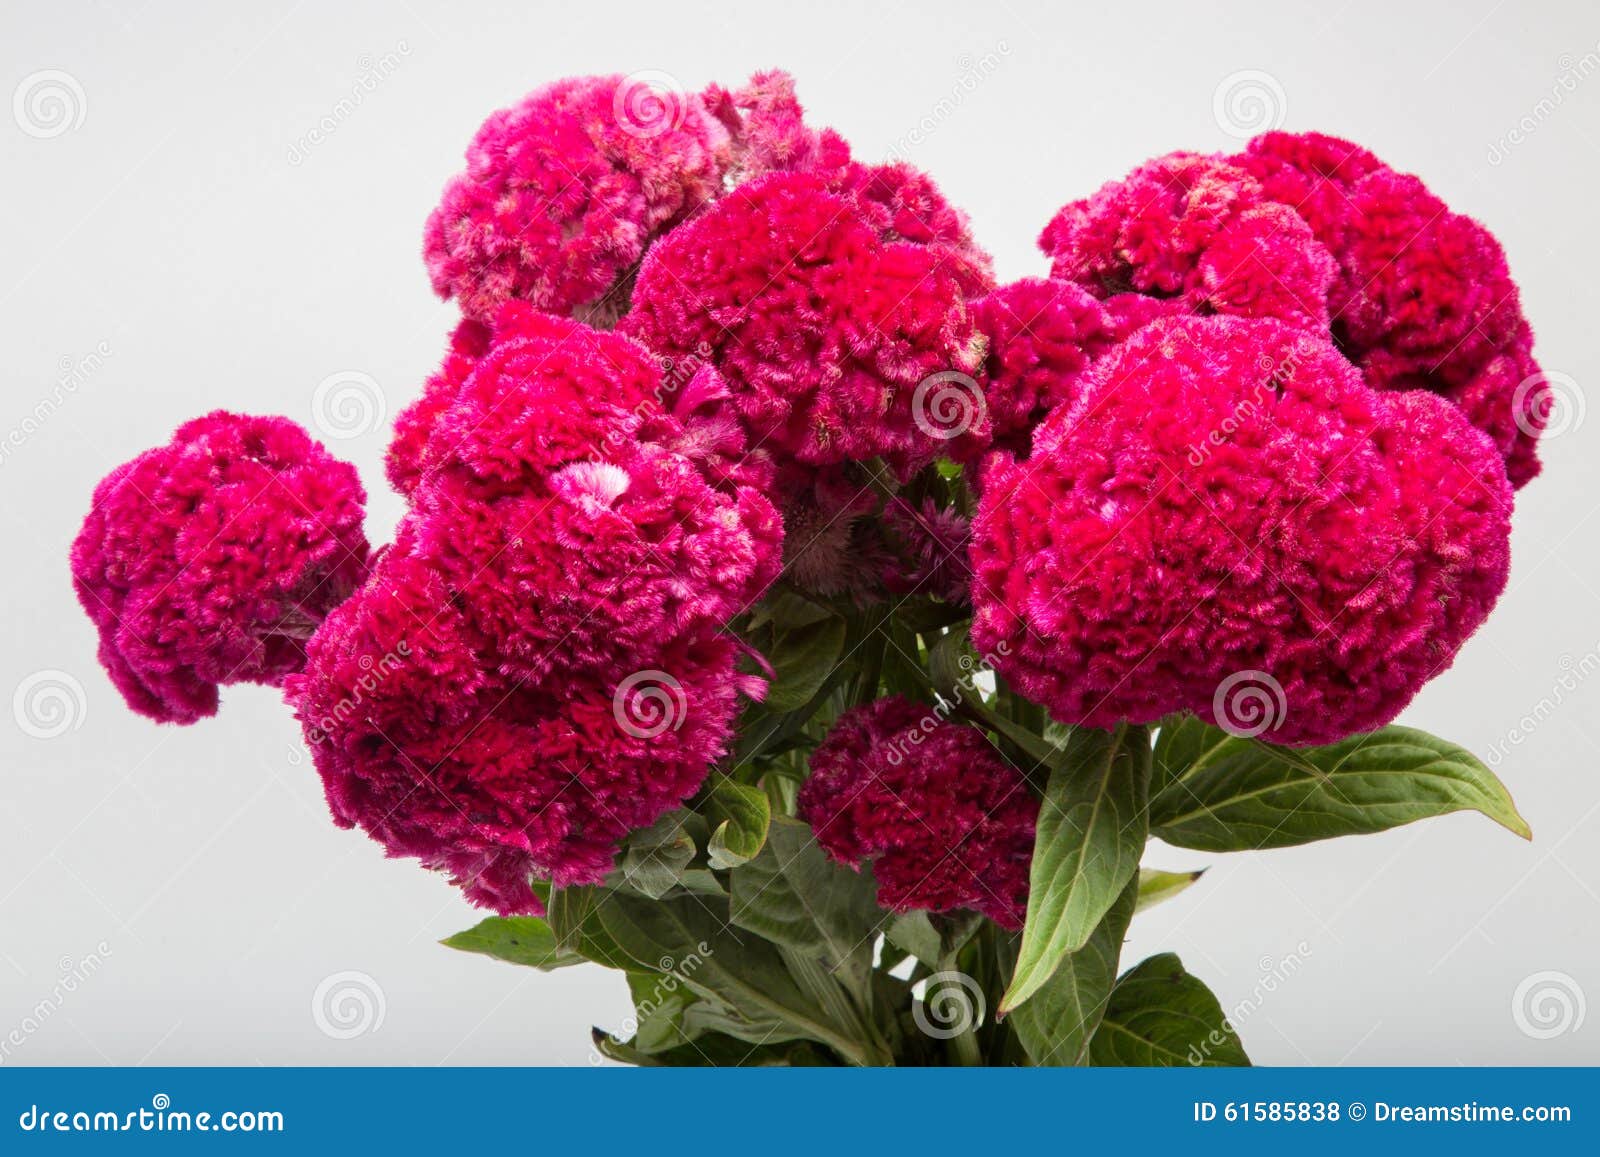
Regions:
[[2, 0, 1597, 1065]]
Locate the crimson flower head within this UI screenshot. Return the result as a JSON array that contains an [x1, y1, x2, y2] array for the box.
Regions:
[[970, 315, 1512, 746], [798, 696, 1037, 928], [71, 411, 370, 725]]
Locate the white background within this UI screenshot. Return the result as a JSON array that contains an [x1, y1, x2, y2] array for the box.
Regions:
[[2, 0, 1597, 1065]]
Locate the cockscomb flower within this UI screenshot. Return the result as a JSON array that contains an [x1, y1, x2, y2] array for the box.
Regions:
[[798, 695, 1036, 928], [72, 411, 370, 725], [881, 497, 972, 605], [1237, 131, 1545, 487], [971, 315, 1512, 746], [623, 168, 992, 476], [423, 73, 734, 326], [288, 551, 757, 914]]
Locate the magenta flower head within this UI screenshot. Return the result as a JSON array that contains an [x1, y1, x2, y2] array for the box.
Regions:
[[971, 315, 1512, 746], [71, 411, 370, 725], [799, 696, 1036, 928], [622, 167, 993, 477], [1237, 131, 1546, 487], [423, 73, 734, 326], [291, 311, 781, 912]]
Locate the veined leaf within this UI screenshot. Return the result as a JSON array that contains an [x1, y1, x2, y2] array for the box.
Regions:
[[1088, 952, 1250, 1067], [440, 916, 584, 971], [704, 779, 772, 870]]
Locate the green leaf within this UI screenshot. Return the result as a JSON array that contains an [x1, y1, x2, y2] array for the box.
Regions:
[[1148, 721, 1531, 850], [763, 613, 848, 713], [1008, 876, 1137, 1065], [1088, 952, 1250, 1066], [546, 886, 636, 971], [617, 811, 699, 900], [703, 779, 772, 870], [728, 818, 886, 985], [440, 916, 585, 971], [926, 629, 1057, 765], [1135, 868, 1205, 913], [885, 909, 983, 971], [1002, 723, 1152, 1013]]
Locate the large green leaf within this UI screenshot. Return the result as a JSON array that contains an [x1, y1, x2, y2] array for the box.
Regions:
[[763, 613, 848, 713], [440, 916, 585, 971], [1149, 721, 1530, 850], [704, 779, 772, 870], [1088, 952, 1250, 1066], [728, 818, 886, 985], [1002, 723, 1151, 1013], [1008, 877, 1137, 1066]]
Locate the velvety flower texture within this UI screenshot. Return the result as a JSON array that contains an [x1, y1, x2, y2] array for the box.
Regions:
[[71, 412, 370, 725], [290, 311, 782, 912], [798, 696, 1036, 928], [623, 166, 993, 477], [423, 74, 733, 326], [970, 316, 1513, 746]]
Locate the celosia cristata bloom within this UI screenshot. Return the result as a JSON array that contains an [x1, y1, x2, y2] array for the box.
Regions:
[[799, 696, 1036, 928], [290, 310, 781, 911], [622, 167, 993, 477], [71, 411, 370, 725], [423, 73, 734, 327], [970, 315, 1512, 746]]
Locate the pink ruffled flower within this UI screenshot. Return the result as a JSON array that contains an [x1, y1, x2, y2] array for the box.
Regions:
[[72, 412, 370, 725], [970, 315, 1512, 746], [423, 74, 734, 326], [798, 696, 1036, 928], [623, 168, 992, 476]]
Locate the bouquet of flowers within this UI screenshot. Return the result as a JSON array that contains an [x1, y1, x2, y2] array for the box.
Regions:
[[71, 70, 1548, 1066]]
